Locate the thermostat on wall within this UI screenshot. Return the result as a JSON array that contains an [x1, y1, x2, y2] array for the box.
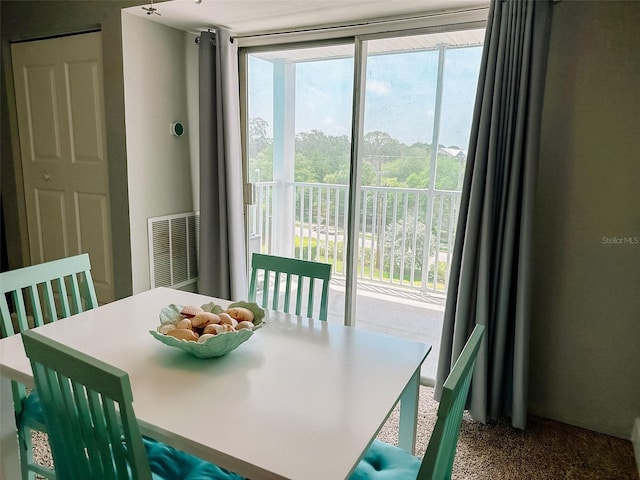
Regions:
[[170, 122, 185, 136]]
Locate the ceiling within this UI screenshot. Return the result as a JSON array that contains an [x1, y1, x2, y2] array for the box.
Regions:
[[126, 0, 489, 38], [249, 28, 485, 62]]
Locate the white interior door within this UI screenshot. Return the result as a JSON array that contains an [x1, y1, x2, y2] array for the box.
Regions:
[[11, 32, 114, 304]]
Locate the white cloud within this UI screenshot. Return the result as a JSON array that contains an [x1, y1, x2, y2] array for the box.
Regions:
[[322, 116, 350, 136], [366, 79, 392, 95]]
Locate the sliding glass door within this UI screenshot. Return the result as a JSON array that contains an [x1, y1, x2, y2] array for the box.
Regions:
[[354, 32, 483, 379], [243, 28, 483, 381], [245, 43, 355, 322]]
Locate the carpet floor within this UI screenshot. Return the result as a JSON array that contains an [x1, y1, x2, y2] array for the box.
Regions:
[[377, 386, 638, 480], [31, 386, 638, 479]]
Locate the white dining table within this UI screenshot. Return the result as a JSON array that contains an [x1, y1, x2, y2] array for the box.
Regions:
[[0, 287, 431, 480]]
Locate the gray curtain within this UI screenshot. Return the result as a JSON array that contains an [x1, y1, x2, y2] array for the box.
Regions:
[[198, 30, 247, 300], [435, 0, 553, 429]]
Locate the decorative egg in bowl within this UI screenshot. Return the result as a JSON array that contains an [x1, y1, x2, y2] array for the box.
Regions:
[[149, 301, 265, 358]]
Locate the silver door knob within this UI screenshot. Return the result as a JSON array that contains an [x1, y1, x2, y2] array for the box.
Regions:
[[43, 173, 51, 181]]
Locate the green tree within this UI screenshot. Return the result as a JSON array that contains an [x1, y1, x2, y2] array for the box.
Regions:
[[295, 130, 350, 183], [406, 170, 429, 188], [294, 153, 319, 182], [249, 117, 271, 160], [250, 144, 274, 181], [383, 220, 436, 282], [322, 161, 376, 186], [363, 131, 404, 185], [435, 154, 465, 190], [248, 122, 467, 193]]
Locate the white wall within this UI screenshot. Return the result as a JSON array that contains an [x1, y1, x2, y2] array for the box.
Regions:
[[1, 1, 146, 299], [122, 12, 199, 292], [529, 0, 640, 439]]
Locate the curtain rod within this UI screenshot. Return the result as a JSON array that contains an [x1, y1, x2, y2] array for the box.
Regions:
[[229, 6, 489, 42]]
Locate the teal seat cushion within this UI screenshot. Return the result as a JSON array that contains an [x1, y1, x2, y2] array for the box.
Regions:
[[19, 390, 46, 426], [350, 439, 421, 480], [143, 436, 246, 480]]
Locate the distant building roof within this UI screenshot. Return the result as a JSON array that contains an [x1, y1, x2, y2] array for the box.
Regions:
[[440, 147, 467, 158]]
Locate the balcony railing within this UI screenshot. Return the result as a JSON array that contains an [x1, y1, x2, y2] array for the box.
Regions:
[[249, 181, 461, 295]]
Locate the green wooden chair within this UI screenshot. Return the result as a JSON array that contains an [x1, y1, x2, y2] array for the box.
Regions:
[[248, 253, 332, 321], [0, 253, 98, 480], [21, 329, 246, 480], [349, 324, 485, 480]]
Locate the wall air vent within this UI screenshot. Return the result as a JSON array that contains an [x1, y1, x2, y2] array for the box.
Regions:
[[148, 212, 199, 288]]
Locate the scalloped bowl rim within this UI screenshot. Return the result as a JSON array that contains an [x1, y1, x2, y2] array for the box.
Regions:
[[151, 301, 265, 358], [149, 328, 254, 358]]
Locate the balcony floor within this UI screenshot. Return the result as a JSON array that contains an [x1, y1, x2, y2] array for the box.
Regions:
[[325, 279, 445, 381]]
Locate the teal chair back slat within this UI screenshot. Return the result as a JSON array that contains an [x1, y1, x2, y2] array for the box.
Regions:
[[0, 254, 98, 338], [248, 253, 332, 321], [42, 281, 58, 326], [417, 324, 484, 480], [59, 277, 72, 317], [22, 330, 153, 480], [0, 253, 99, 480]]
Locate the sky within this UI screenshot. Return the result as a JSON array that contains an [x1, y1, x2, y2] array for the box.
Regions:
[[248, 44, 483, 149]]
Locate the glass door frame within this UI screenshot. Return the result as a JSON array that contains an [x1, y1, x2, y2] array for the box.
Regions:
[[238, 12, 488, 353]]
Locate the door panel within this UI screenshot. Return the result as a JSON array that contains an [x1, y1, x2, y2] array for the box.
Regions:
[[12, 32, 114, 303], [66, 60, 105, 162], [74, 192, 111, 293], [23, 65, 62, 161], [34, 189, 68, 261]]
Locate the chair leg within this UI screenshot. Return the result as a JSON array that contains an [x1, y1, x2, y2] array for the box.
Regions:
[[18, 424, 36, 480]]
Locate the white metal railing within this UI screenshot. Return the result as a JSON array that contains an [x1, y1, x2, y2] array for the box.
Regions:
[[249, 181, 461, 295]]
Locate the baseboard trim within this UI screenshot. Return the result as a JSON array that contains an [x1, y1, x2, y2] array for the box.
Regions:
[[633, 417, 640, 477], [527, 407, 633, 440]]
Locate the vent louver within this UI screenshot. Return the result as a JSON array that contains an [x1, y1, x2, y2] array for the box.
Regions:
[[148, 212, 199, 288]]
